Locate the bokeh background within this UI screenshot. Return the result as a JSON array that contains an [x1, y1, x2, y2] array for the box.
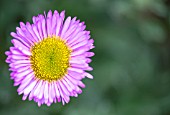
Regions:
[[0, 0, 170, 115]]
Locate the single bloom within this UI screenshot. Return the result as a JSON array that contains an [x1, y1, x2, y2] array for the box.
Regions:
[[5, 10, 94, 106]]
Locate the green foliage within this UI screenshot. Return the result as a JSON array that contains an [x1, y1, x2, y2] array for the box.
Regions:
[[0, 0, 170, 115]]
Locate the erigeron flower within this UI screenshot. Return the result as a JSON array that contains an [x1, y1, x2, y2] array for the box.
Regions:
[[5, 10, 94, 106]]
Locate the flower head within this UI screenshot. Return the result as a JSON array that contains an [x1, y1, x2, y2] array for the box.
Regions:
[[5, 10, 94, 106]]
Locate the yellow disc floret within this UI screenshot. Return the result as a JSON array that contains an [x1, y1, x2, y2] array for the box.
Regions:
[[30, 36, 71, 81]]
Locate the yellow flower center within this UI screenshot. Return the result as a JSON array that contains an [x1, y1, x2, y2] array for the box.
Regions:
[[30, 36, 72, 81]]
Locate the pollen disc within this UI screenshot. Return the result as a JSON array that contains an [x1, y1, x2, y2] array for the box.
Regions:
[[30, 36, 72, 81]]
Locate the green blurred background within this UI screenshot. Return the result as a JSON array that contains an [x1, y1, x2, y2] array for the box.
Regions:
[[0, 0, 170, 115]]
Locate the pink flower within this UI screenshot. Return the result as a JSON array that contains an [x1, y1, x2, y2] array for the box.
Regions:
[[5, 10, 94, 106]]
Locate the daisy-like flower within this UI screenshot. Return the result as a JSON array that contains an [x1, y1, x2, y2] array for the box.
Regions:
[[5, 10, 94, 106]]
